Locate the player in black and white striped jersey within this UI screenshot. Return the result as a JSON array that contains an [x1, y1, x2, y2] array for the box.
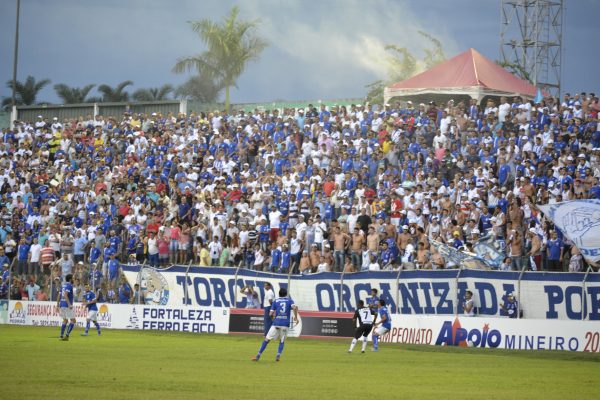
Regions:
[[348, 300, 377, 353]]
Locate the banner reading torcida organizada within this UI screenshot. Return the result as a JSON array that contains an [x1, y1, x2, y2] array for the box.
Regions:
[[5, 301, 229, 334], [380, 315, 600, 353], [122, 265, 600, 321]]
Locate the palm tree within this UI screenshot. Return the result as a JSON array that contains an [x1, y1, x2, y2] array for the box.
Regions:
[[54, 84, 96, 104], [174, 74, 223, 103], [2, 75, 51, 110], [173, 5, 267, 112], [132, 84, 174, 102], [97, 80, 133, 102]]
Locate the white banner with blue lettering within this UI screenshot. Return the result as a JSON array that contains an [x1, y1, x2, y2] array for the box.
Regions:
[[5, 300, 229, 334], [380, 314, 600, 352], [538, 199, 600, 264], [121, 266, 600, 321]]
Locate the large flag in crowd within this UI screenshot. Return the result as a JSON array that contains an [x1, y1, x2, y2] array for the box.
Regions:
[[538, 200, 600, 264]]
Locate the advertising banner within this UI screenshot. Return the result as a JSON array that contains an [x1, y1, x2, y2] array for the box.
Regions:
[[121, 265, 600, 321], [5, 301, 229, 334], [229, 308, 354, 338], [379, 314, 600, 353]]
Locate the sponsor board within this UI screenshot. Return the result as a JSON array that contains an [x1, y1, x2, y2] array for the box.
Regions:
[[121, 266, 600, 321], [380, 314, 600, 352], [6, 301, 229, 334], [229, 308, 354, 338]]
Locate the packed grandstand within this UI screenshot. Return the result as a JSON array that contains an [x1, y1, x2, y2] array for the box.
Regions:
[[1, 92, 599, 304]]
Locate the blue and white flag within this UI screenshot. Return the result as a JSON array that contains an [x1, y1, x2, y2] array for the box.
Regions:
[[534, 88, 544, 104], [538, 200, 600, 264], [473, 234, 505, 269], [430, 241, 489, 270]]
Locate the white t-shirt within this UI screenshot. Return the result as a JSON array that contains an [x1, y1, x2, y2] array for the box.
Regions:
[[269, 210, 282, 229], [29, 243, 42, 262], [208, 242, 222, 259], [464, 298, 475, 317], [368, 262, 381, 271], [147, 238, 158, 255], [317, 262, 329, 273], [263, 288, 275, 308], [498, 103, 511, 122], [313, 222, 327, 244]]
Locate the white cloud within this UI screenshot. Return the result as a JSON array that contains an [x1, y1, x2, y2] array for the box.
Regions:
[[234, 0, 459, 100]]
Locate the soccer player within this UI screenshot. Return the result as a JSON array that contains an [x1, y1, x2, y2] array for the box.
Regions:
[[262, 282, 275, 336], [366, 288, 379, 314], [348, 300, 376, 353], [81, 283, 101, 336], [58, 273, 76, 341], [371, 299, 391, 352], [252, 287, 298, 362]]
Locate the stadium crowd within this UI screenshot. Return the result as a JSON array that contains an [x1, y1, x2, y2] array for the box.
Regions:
[[0, 92, 599, 303]]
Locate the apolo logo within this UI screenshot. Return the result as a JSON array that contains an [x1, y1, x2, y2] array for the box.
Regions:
[[435, 318, 502, 348], [98, 304, 111, 322], [10, 301, 25, 319]]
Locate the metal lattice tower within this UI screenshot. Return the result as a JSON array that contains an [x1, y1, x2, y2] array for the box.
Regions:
[[500, 0, 563, 97]]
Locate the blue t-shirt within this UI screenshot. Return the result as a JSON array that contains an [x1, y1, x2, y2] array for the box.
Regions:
[[108, 259, 120, 277], [84, 290, 98, 311], [547, 239, 563, 260], [366, 295, 379, 313], [270, 249, 282, 267], [281, 251, 291, 269], [270, 297, 295, 327], [17, 244, 30, 261], [378, 306, 392, 329], [59, 283, 74, 308]]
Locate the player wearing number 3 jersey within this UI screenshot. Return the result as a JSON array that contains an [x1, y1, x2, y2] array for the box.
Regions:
[[252, 288, 299, 362], [348, 300, 376, 353]]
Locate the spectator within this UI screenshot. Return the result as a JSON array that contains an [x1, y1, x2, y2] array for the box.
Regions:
[[500, 292, 519, 318], [130, 283, 142, 304], [58, 253, 73, 282], [462, 290, 475, 317], [0, 276, 7, 299], [0, 92, 593, 292], [546, 230, 564, 271]]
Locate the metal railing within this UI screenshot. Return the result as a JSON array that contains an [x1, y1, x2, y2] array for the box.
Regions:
[[581, 266, 594, 321]]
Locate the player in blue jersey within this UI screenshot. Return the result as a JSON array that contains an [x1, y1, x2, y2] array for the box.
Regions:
[[58, 274, 76, 341], [81, 283, 101, 336], [366, 288, 379, 314], [371, 299, 391, 352], [252, 288, 299, 362]]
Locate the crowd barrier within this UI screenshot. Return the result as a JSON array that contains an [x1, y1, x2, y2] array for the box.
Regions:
[[121, 265, 600, 321], [2, 300, 599, 353]]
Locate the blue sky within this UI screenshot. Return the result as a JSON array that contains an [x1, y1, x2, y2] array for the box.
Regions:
[[0, 0, 597, 104]]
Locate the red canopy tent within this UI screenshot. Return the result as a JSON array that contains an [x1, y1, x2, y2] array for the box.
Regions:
[[383, 48, 539, 104]]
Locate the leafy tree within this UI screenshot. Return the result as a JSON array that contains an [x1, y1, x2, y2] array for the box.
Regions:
[[365, 32, 446, 105], [174, 74, 224, 103], [54, 83, 95, 104], [364, 80, 386, 106], [2, 75, 51, 110], [173, 5, 267, 112], [496, 60, 533, 83], [384, 45, 418, 84], [97, 80, 133, 102], [132, 84, 174, 102]]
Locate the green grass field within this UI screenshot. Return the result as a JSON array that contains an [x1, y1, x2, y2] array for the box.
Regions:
[[0, 325, 598, 400]]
